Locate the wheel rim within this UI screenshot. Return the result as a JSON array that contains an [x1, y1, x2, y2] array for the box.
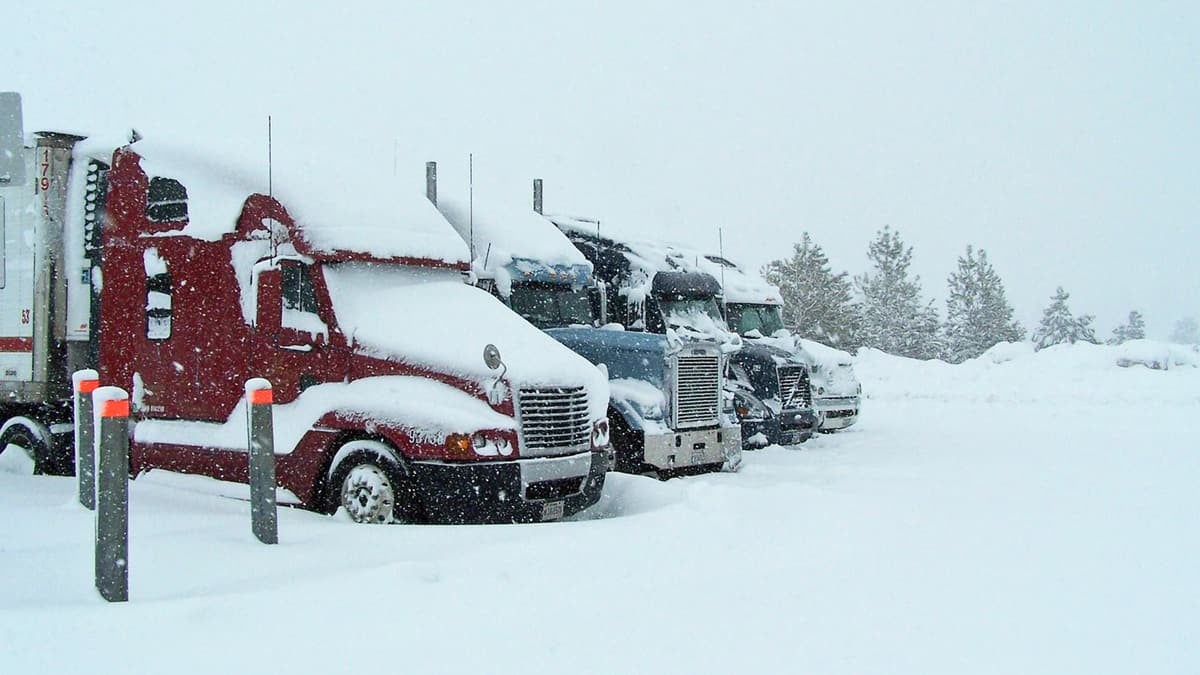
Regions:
[[340, 463, 396, 524]]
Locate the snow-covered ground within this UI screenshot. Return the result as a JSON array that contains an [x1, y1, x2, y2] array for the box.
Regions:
[[2, 343, 1198, 674]]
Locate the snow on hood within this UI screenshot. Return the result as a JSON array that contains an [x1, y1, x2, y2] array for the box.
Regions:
[[135, 375, 516, 451], [797, 338, 854, 368], [322, 263, 608, 416]]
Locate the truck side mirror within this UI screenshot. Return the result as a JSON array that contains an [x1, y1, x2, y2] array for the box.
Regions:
[[588, 281, 609, 327]]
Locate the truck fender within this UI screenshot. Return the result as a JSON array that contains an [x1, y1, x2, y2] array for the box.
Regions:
[[607, 398, 646, 432], [0, 416, 54, 474], [325, 437, 407, 483]]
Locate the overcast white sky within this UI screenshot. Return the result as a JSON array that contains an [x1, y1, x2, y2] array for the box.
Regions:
[[5, 1, 1197, 337]]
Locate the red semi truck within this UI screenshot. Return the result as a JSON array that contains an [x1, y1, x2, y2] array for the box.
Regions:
[[0, 94, 610, 523]]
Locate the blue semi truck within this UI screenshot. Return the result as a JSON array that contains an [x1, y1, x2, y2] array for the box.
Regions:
[[546, 214, 816, 449], [427, 164, 741, 476]]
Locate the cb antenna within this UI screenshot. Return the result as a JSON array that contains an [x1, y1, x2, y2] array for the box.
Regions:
[[268, 114, 277, 259], [469, 152, 475, 261], [718, 227, 726, 309]]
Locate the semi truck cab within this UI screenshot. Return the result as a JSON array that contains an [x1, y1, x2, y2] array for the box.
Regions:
[[0, 96, 611, 524], [427, 169, 740, 476], [552, 217, 815, 449], [711, 255, 859, 433]]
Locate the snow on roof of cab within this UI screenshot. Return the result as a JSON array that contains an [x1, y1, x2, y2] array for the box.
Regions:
[[82, 136, 469, 265], [693, 254, 783, 305], [548, 212, 702, 277], [439, 196, 587, 270], [549, 212, 779, 303]]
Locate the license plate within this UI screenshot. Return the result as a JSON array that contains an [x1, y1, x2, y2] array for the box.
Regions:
[[540, 501, 565, 521]]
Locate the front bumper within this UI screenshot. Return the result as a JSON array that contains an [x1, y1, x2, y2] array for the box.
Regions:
[[814, 395, 860, 431], [740, 408, 817, 448], [641, 425, 741, 471], [409, 450, 607, 524]]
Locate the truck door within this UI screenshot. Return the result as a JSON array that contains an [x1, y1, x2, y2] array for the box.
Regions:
[[251, 260, 348, 406]]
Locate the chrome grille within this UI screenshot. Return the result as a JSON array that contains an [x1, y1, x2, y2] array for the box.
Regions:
[[673, 354, 721, 429], [778, 366, 812, 409], [518, 386, 591, 456]]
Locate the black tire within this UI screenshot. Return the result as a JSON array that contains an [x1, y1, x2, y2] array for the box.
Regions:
[[0, 421, 51, 475], [327, 441, 423, 524]]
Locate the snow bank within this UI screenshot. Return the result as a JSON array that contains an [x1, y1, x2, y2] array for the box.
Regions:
[[855, 340, 1200, 406]]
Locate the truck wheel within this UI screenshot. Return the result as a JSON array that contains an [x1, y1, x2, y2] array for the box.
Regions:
[[328, 442, 420, 524], [0, 420, 49, 475]]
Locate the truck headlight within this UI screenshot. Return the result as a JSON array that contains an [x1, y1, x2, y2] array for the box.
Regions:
[[733, 392, 770, 421], [591, 418, 610, 448]]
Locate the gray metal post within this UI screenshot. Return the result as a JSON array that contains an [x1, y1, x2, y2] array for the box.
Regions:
[[245, 379, 277, 544], [92, 386, 129, 603], [72, 369, 99, 510], [533, 178, 543, 214], [425, 161, 437, 206]]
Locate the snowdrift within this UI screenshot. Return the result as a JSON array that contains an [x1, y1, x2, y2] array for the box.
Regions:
[[855, 340, 1200, 406]]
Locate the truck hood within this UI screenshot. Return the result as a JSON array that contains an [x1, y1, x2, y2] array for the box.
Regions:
[[322, 263, 608, 419], [729, 342, 810, 403], [543, 327, 669, 387]]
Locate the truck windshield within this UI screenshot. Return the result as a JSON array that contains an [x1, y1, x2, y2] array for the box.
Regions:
[[510, 283, 595, 329], [727, 303, 785, 336], [658, 297, 727, 334]]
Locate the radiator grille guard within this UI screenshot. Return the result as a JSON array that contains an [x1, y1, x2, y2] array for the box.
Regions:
[[672, 353, 722, 429], [777, 365, 812, 409], [517, 386, 592, 457]]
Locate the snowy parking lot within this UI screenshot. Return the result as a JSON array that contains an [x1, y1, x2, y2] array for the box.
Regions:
[[2, 344, 1198, 674]]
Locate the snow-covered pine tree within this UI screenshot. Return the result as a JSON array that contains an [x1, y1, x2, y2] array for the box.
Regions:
[[943, 246, 1025, 362], [1032, 287, 1097, 349], [1170, 317, 1199, 345], [761, 232, 858, 347], [1108, 310, 1146, 345], [854, 226, 941, 359]]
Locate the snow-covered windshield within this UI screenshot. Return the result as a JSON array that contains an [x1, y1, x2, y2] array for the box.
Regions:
[[510, 283, 594, 329], [658, 297, 726, 333], [727, 303, 784, 336]]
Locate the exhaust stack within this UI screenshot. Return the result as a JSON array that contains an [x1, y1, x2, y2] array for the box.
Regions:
[[425, 161, 437, 206], [533, 178, 543, 214]]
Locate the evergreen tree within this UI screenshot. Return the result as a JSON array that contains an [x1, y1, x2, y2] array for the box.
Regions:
[[1032, 287, 1097, 349], [1170, 317, 1199, 345], [854, 227, 941, 359], [1108, 310, 1146, 345], [761, 232, 858, 347], [942, 246, 1025, 362]]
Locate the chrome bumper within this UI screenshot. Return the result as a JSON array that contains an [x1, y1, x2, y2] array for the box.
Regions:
[[643, 426, 740, 470]]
